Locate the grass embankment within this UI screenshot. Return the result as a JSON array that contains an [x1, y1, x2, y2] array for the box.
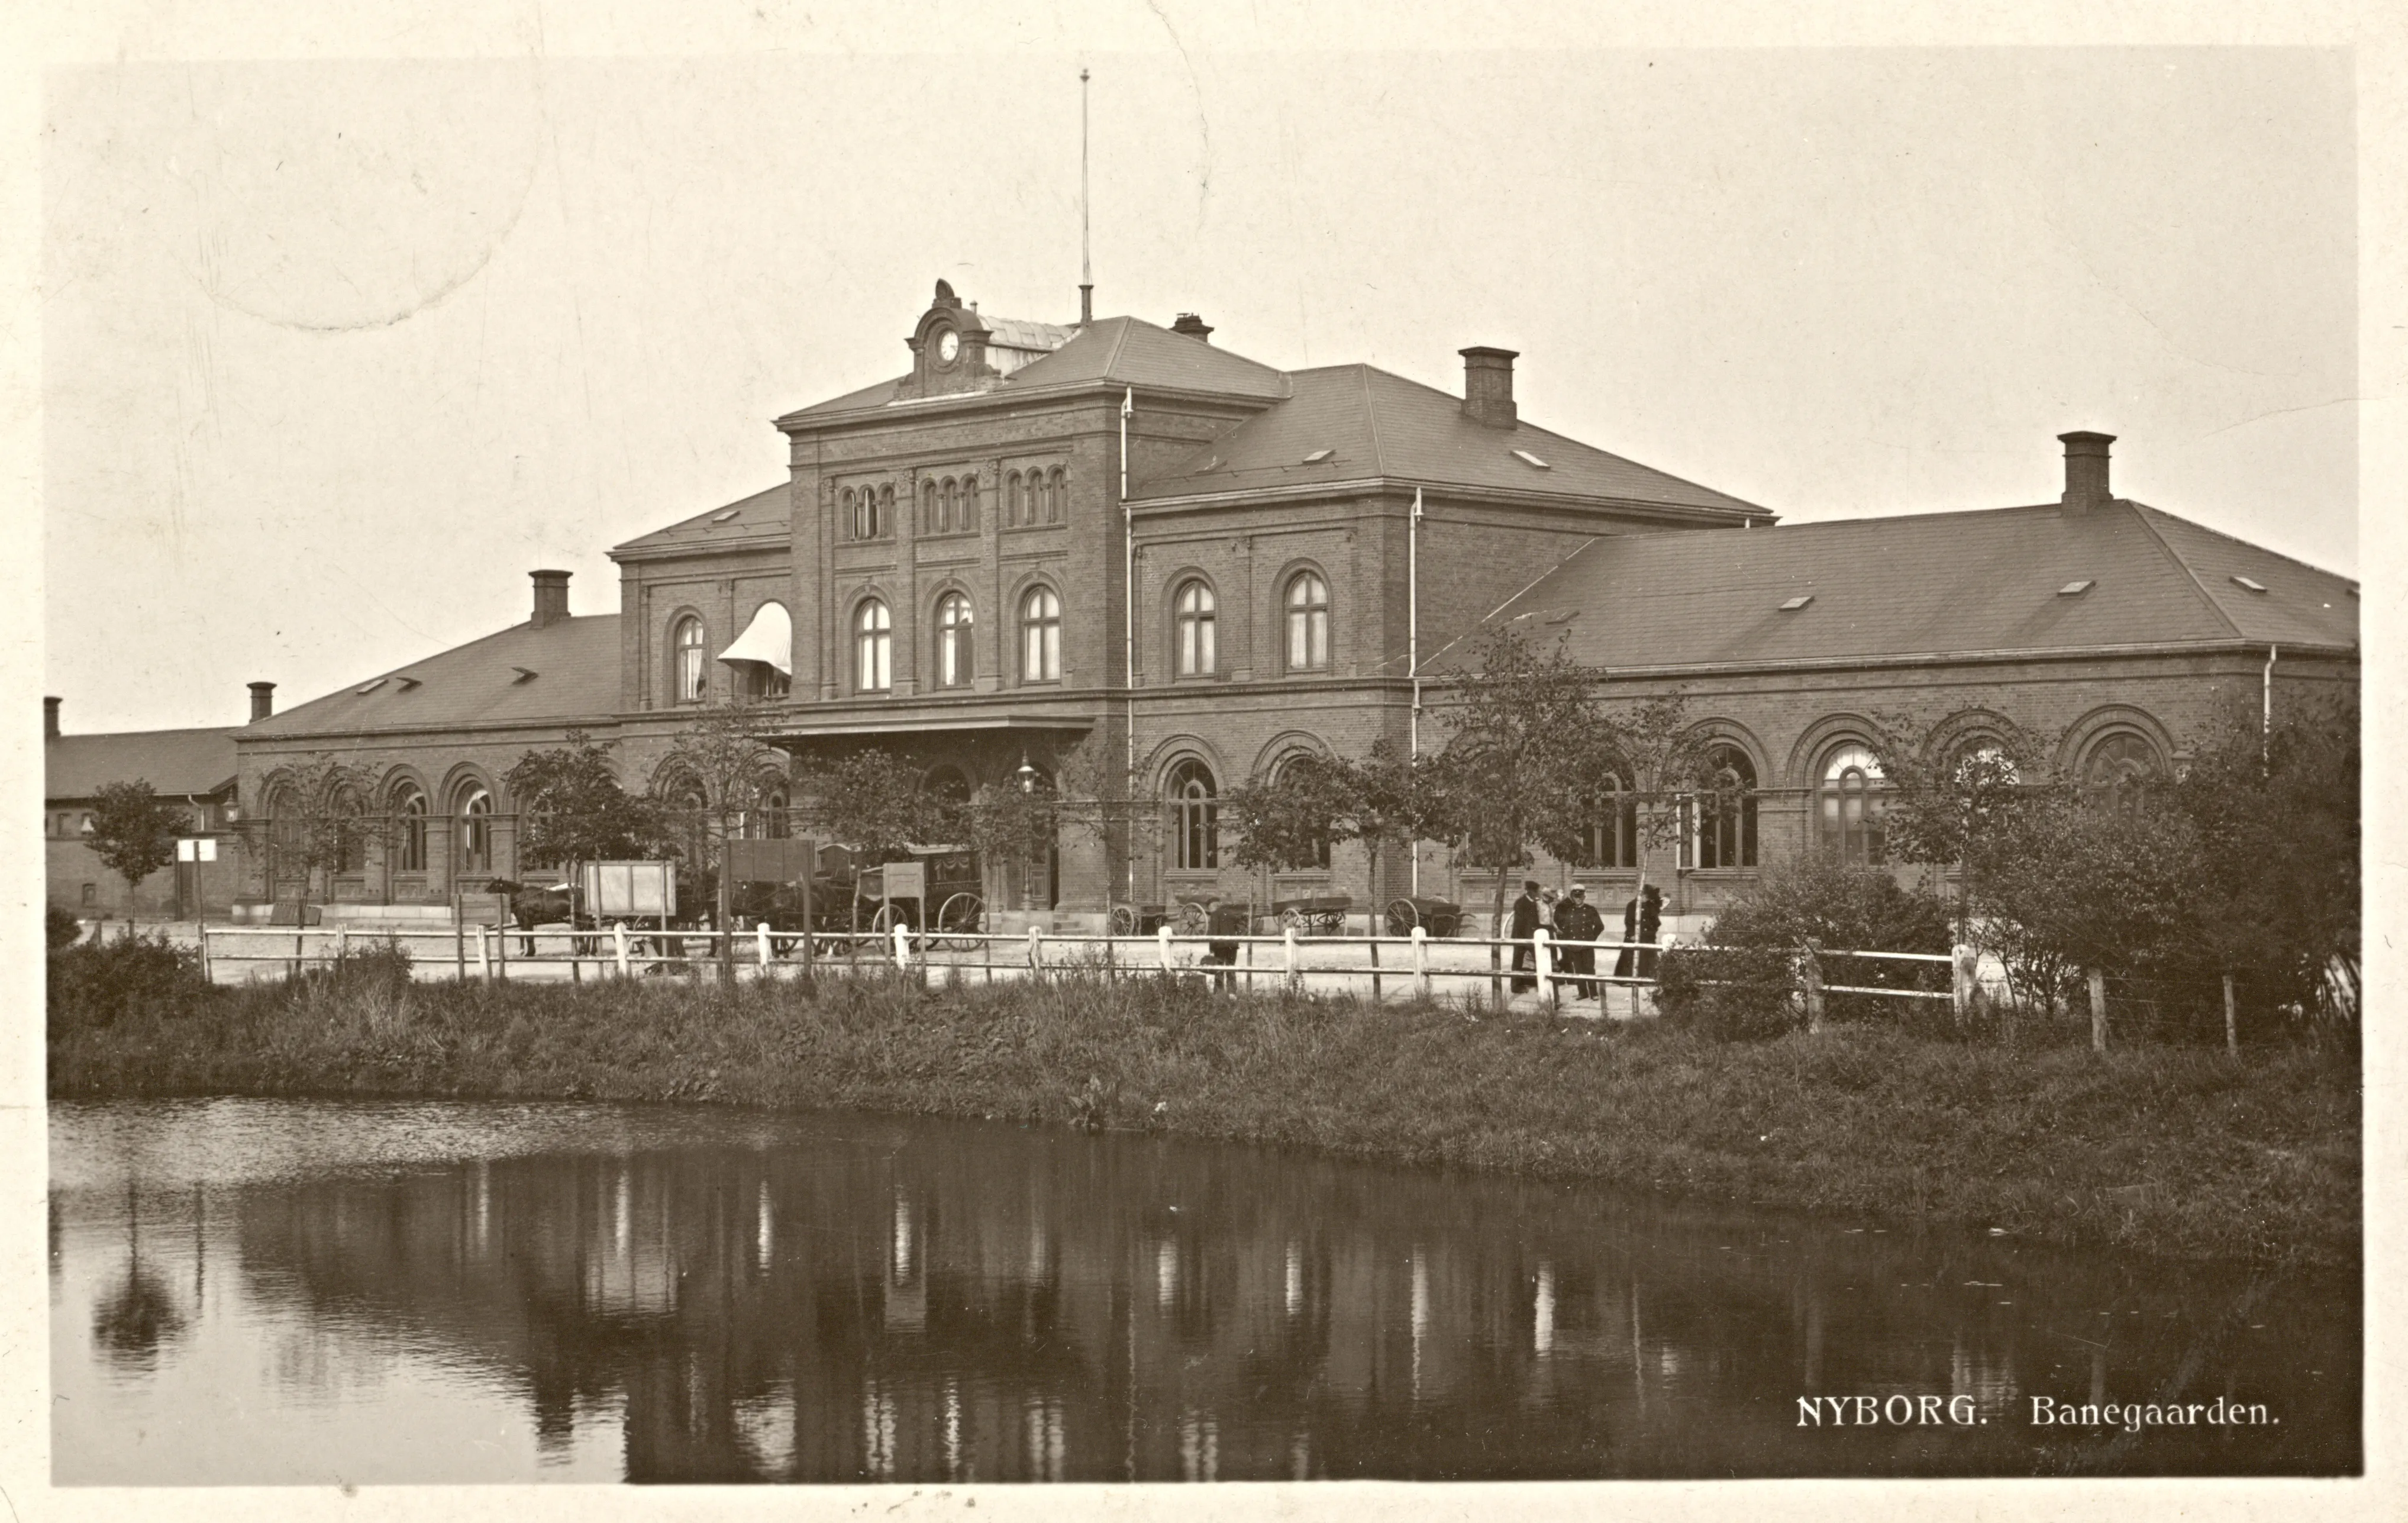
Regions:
[[49, 957, 2358, 1269]]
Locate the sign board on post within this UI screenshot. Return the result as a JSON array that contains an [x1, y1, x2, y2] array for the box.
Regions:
[[175, 837, 218, 862], [580, 861, 677, 918], [867, 860, 925, 902]]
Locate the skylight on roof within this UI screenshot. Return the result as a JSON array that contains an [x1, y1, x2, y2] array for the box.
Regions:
[[1302, 448, 1334, 464], [712, 508, 741, 524], [2231, 575, 2267, 593], [1779, 595, 1813, 612], [511, 667, 538, 684], [2060, 580, 2094, 596], [396, 676, 421, 690], [1197, 456, 1221, 473], [354, 677, 387, 695], [1511, 449, 1551, 470]]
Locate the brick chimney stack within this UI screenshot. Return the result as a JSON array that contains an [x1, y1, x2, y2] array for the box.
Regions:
[[531, 569, 572, 628], [1460, 347, 1519, 429], [44, 696, 59, 740], [2059, 431, 2116, 516], [1171, 312, 1214, 343], [248, 682, 276, 722]]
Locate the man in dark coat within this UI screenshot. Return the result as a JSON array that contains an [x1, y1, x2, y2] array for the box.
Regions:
[[1508, 880, 1544, 993], [1613, 895, 1638, 980], [1636, 885, 1664, 980], [1203, 893, 1247, 993], [1554, 885, 1604, 999]]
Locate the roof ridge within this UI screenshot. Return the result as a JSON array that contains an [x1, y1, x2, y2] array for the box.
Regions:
[[2128, 500, 2359, 585], [1357, 365, 1388, 476], [1103, 316, 1133, 377], [1422, 535, 1604, 669], [2119, 499, 2245, 641]]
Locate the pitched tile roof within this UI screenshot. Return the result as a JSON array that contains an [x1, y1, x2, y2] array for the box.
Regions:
[[1132, 364, 1767, 517], [1458, 499, 2356, 672], [612, 482, 789, 556], [244, 614, 624, 740], [46, 728, 239, 801]]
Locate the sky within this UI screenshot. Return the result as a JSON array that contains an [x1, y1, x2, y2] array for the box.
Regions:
[[34, 36, 2360, 735]]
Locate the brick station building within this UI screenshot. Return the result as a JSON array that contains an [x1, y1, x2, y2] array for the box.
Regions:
[[214, 280, 2356, 929]]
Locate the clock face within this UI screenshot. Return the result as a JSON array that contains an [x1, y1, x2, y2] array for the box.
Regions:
[[936, 329, 960, 364]]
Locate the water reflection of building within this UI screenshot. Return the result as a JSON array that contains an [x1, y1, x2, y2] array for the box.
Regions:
[[175, 1115, 2354, 1482]]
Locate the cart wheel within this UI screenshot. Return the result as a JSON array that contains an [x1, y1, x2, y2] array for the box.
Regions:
[[934, 892, 983, 952], [1108, 903, 1138, 937], [1386, 898, 1421, 937], [869, 903, 913, 947], [1279, 906, 1307, 934], [1175, 900, 1209, 935]]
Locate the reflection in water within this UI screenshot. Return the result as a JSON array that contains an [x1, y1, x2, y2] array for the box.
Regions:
[[50, 1098, 2359, 1484]]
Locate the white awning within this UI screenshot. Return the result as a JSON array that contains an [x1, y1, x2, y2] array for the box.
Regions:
[[716, 601, 792, 675]]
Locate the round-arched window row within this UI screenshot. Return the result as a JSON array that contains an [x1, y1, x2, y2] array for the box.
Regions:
[[919, 473, 982, 535], [1005, 466, 1069, 527], [841, 484, 893, 542]]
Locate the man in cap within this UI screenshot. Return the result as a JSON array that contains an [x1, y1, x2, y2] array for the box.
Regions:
[[1508, 880, 1545, 993], [1554, 885, 1605, 999]]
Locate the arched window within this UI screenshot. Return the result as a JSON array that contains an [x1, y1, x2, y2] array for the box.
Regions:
[[934, 592, 974, 688], [1579, 767, 1639, 870], [1005, 471, 1024, 526], [456, 785, 493, 875], [672, 616, 707, 704], [1174, 579, 1216, 676], [1816, 743, 1888, 864], [919, 480, 938, 533], [1167, 759, 1218, 871], [960, 476, 980, 532], [1691, 745, 1759, 869], [1021, 586, 1061, 683], [876, 485, 893, 538], [1284, 571, 1329, 672], [747, 782, 790, 840], [2081, 732, 2160, 814], [1271, 754, 1332, 869], [1045, 466, 1066, 523], [854, 599, 892, 693], [392, 783, 428, 873], [940, 478, 958, 533], [330, 783, 367, 875]]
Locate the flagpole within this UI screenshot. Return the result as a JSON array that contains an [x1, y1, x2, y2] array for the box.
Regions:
[[1409, 486, 1423, 896], [1122, 386, 1135, 905]]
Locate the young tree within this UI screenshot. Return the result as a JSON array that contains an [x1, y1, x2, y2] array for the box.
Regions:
[[241, 754, 375, 919], [1597, 690, 1725, 900], [1425, 624, 1621, 977], [1869, 714, 2045, 939], [504, 730, 667, 879], [808, 748, 942, 866], [83, 780, 190, 912], [658, 708, 787, 979], [1222, 750, 1355, 876]]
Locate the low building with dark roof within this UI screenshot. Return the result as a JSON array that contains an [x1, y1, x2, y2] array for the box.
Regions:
[[201, 280, 2355, 929], [44, 695, 245, 920]]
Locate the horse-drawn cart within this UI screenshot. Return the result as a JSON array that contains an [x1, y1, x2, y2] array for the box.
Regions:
[[1384, 896, 1465, 937], [1270, 894, 1353, 935]]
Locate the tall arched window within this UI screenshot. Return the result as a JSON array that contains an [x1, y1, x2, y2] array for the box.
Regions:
[[1167, 759, 1218, 871], [330, 783, 367, 875], [876, 485, 893, 537], [1045, 466, 1066, 523], [1284, 571, 1329, 672], [1005, 471, 1024, 526], [1816, 743, 1888, 864], [843, 488, 858, 539], [393, 783, 428, 873], [1173, 579, 1216, 676], [1021, 586, 1061, 683], [2081, 732, 2160, 814], [456, 785, 493, 875], [673, 617, 707, 704], [1692, 745, 1759, 869], [935, 592, 974, 688], [855, 599, 892, 693], [747, 782, 790, 840], [1271, 754, 1331, 869], [1579, 767, 1639, 870]]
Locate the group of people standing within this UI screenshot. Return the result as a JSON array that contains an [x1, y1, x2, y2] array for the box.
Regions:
[[1509, 880, 1660, 999]]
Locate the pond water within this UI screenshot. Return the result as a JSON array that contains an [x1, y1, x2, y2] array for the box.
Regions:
[[50, 1098, 2357, 1484]]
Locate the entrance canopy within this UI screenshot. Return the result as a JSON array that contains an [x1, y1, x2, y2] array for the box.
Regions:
[[717, 601, 792, 675]]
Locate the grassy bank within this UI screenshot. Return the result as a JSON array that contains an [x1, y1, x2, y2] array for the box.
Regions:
[[48, 950, 2359, 1269]]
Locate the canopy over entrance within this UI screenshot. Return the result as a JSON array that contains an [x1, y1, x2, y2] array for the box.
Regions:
[[717, 601, 792, 675]]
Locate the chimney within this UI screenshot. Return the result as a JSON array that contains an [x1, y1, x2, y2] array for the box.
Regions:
[[1460, 346, 1519, 428], [530, 569, 572, 628], [44, 696, 59, 740], [1171, 312, 1214, 343], [2058, 431, 2115, 515], [248, 682, 276, 722]]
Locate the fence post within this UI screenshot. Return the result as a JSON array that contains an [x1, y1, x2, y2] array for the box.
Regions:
[[1951, 944, 1975, 1027], [1802, 940, 1824, 1035], [757, 921, 773, 974], [1283, 926, 1300, 992], [198, 924, 212, 984], [1368, 931, 1383, 1005], [1534, 927, 1554, 1009], [1157, 924, 1174, 975], [337, 925, 350, 964], [614, 922, 630, 978], [2088, 969, 2108, 1053], [892, 921, 912, 972], [2223, 972, 2239, 1057], [1412, 925, 1430, 1002], [292, 930, 304, 982], [476, 925, 492, 982], [1028, 927, 1045, 979]]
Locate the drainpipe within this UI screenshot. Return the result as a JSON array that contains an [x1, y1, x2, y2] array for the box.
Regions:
[[1121, 387, 1135, 905], [2262, 643, 2278, 766], [1409, 486, 1423, 896]]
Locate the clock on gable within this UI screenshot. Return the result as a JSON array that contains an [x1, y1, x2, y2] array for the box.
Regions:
[[935, 328, 960, 366]]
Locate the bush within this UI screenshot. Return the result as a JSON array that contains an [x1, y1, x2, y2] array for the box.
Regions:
[[48, 932, 215, 1033], [46, 905, 84, 951], [1657, 854, 1951, 1039]]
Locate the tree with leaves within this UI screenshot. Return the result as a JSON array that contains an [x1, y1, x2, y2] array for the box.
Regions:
[[84, 780, 191, 913], [657, 708, 788, 979], [807, 747, 944, 865], [1595, 690, 1726, 901], [1869, 714, 2046, 940], [505, 730, 669, 875], [242, 754, 374, 918]]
